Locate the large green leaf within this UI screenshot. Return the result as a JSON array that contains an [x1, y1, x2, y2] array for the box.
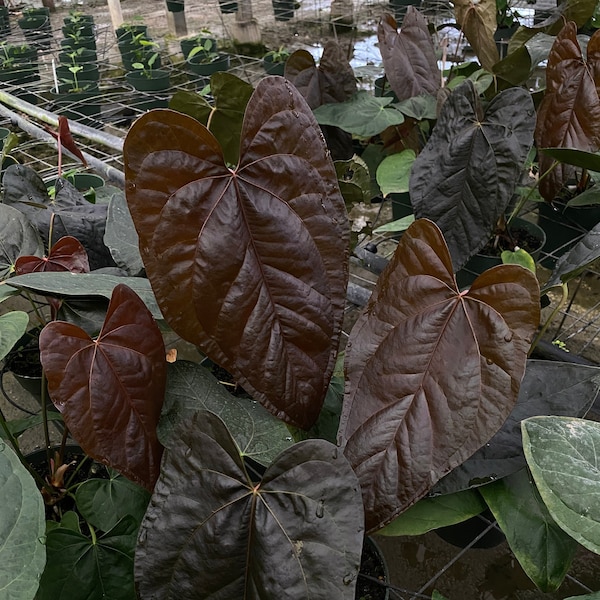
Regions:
[[409, 80, 535, 271], [123, 77, 349, 430], [0, 203, 43, 281], [481, 469, 578, 591], [6, 272, 162, 319], [75, 471, 151, 532], [103, 189, 144, 276], [377, 9, 440, 102], [522, 416, 600, 554], [339, 219, 540, 533], [0, 310, 29, 362], [535, 24, 600, 201], [0, 442, 46, 600], [158, 360, 293, 466], [36, 516, 137, 600], [135, 410, 364, 600], [541, 147, 600, 172], [313, 92, 405, 138], [376, 150, 415, 196], [434, 360, 600, 494], [378, 489, 486, 536]]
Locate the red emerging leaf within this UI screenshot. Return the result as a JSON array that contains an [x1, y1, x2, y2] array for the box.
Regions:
[[338, 219, 540, 533], [15, 236, 90, 275], [39, 284, 167, 491]]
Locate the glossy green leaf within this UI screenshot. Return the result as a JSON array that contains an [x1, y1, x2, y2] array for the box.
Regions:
[[0, 310, 29, 362], [104, 189, 144, 276], [36, 516, 137, 600], [159, 360, 293, 466], [434, 360, 600, 494], [339, 219, 540, 532], [501, 247, 535, 272], [376, 150, 416, 196], [378, 489, 486, 536], [0, 203, 43, 281], [410, 80, 536, 271], [541, 147, 600, 172], [313, 92, 405, 138], [0, 442, 45, 600], [135, 410, 364, 600], [481, 469, 578, 591], [566, 186, 600, 207], [76, 471, 151, 532], [522, 416, 600, 554], [6, 272, 162, 320], [124, 78, 349, 430], [372, 214, 415, 234]]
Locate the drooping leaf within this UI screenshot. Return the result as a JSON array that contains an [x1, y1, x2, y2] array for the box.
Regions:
[[0, 442, 46, 600], [453, 0, 499, 70], [492, 45, 533, 87], [481, 469, 578, 592], [338, 219, 540, 532], [543, 222, 600, 290], [522, 416, 600, 554], [377, 9, 440, 102], [0, 203, 43, 281], [103, 189, 144, 276], [170, 72, 254, 165], [312, 92, 405, 138], [376, 149, 416, 196], [75, 471, 151, 532], [535, 23, 600, 202], [47, 116, 87, 167], [433, 360, 600, 494], [541, 147, 600, 172], [36, 516, 137, 600], [15, 235, 89, 275], [378, 489, 486, 536], [409, 80, 536, 271], [6, 272, 162, 320], [158, 360, 293, 466], [135, 410, 364, 600], [0, 310, 29, 361], [39, 284, 167, 491], [123, 77, 350, 430]]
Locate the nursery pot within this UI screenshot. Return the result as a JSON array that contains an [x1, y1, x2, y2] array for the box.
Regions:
[[272, 0, 295, 21], [115, 24, 148, 44], [1, 155, 18, 181], [46, 172, 105, 202], [374, 76, 398, 100], [50, 85, 102, 127], [120, 48, 162, 71], [18, 16, 52, 49], [126, 70, 171, 111], [456, 217, 546, 289], [61, 36, 97, 52], [356, 537, 390, 600], [56, 63, 100, 84], [187, 53, 230, 77], [58, 48, 97, 65], [180, 36, 217, 59], [262, 54, 286, 75], [166, 0, 185, 11], [62, 22, 95, 38]]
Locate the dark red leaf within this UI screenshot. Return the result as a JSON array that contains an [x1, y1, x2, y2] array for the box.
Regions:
[[39, 284, 167, 491], [123, 78, 349, 430], [338, 219, 540, 532], [535, 22, 600, 201], [58, 116, 87, 167], [15, 236, 89, 275]]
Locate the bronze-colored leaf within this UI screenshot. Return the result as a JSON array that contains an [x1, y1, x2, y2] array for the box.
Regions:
[[338, 219, 540, 533], [453, 0, 500, 70], [15, 236, 89, 275], [377, 9, 440, 102], [124, 78, 349, 430], [39, 284, 166, 491], [535, 22, 600, 201]]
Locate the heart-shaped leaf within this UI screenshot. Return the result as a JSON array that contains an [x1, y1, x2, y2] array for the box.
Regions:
[[433, 360, 600, 494], [338, 219, 540, 533], [522, 416, 600, 554], [15, 235, 89, 274], [0, 203, 43, 281], [0, 310, 29, 361], [39, 284, 167, 490], [123, 77, 349, 430], [535, 23, 600, 202], [376, 149, 416, 196], [159, 360, 293, 466], [377, 9, 440, 102], [453, 0, 499, 70], [135, 410, 364, 600], [0, 442, 46, 600], [481, 469, 578, 592], [409, 80, 536, 271], [36, 516, 137, 600]]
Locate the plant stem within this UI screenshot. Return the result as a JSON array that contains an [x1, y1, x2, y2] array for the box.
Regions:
[[528, 282, 569, 357]]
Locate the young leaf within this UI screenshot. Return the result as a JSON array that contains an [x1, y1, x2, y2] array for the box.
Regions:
[[124, 77, 349, 430], [535, 23, 600, 202], [0, 442, 46, 600], [15, 235, 90, 275], [377, 9, 440, 102], [522, 416, 600, 555], [453, 0, 500, 70], [409, 80, 536, 271], [39, 284, 167, 491], [135, 410, 364, 600], [338, 219, 540, 533]]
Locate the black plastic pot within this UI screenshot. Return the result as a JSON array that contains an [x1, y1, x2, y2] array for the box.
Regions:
[[115, 24, 148, 44], [49, 85, 102, 127], [59, 48, 97, 65], [272, 0, 295, 21], [187, 53, 230, 83], [18, 15, 52, 49], [166, 0, 185, 11], [126, 70, 170, 111], [56, 63, 100, 84], [61, 36, 97, 52], [357, 537, 390, 599], [262, 54, 286, 75]]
